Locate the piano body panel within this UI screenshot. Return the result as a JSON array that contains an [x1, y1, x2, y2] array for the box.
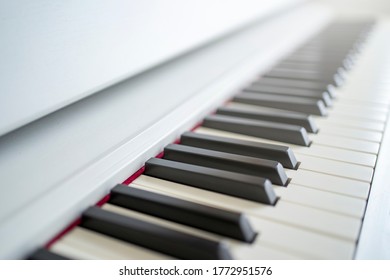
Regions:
[[0, 4, 332, 259], [0, 0, 307, 137], [356, 107, 390, 259], [352, 21, 390, 259]]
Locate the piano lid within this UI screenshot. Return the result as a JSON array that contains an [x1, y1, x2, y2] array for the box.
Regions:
[[0, 0, 305, 137]]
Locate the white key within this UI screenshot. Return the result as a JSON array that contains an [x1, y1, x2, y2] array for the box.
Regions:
[[274, 184, 366, 218], [50, 227, 172, 260], [335, 96, 390, 107], [315, 116, 386, 132], [318, 124, 383, 142], [128, 181, 356, 259], [297, 154, 373, 182], [295, 145, 377, 167], [286, 169, 370, 199], [332, 102, 389, 114], [310, 134, 380, 154], [132, 176, 362, 242], [329, 110, 387, 122]]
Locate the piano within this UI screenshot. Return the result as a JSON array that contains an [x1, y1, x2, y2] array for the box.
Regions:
[[1, 0, 390, 259]]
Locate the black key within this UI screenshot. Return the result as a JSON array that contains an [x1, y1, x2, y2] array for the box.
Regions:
[[275, 61, 342, 74], [28, 248, 70, 260], [217, 106, 318, 133], [144, 157, 277, 205], [280, 56, 351, 77], [264, 67, 341, 86], [81, 206, 233, 260], [233, 92, 327, 116], [110, 184, 257, 242], [291, 50, 350, 61], [181, 131, 298, 169], [244, 84, 332, 106], [280, 53, 345, 64], [254, 77, 328, 90], [253, 77, 336, 98], [164, 144, 288, 186], [278, 55, 349, 70], [265, 68, 336, 83], [202, 114, 311, 146]]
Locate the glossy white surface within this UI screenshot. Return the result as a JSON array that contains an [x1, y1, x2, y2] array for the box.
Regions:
[[0, 0, 304, 136]]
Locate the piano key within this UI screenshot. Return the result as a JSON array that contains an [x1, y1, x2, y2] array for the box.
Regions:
[[144, 157, 277, 204], [180, 131, 298, 169], [291, 50, 351, 63], [329, 107, 388, 122], [245, 216, 354, 259], [275, 61, 342, 73], [297, 154, 373, 182], [163, 144, 288, 186], [318, 124, 383, 142], [127, 180, 357, 259], [335, 96, 390, 108], [202, 114, 311, 146], [273, 185, 366, 218], [234, 92, 327, 116], [339, 93, 390, 106], [334, 102, 389, 114], [244, 85, 333, 106], [254, 77, 335, 95], [50, 227, 172, 260], [216, 105, 318, 133], [109, 184, 256, 242], [264, 68, 337, 83], [296, 144, 377, 167], [28, 248, 70, 260], [266, 67, 345, 88], [309, 134, 380, 154], [281, 53, 349, 64], [81, 206, 233, 259], [316, 116, 386, 132], [285, 169, 370, 199], [102, 203, 304, 259], [131, 176, 362, 242]]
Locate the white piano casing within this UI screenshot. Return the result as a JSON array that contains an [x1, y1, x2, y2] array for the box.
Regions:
[[0, 0, 305, 137]]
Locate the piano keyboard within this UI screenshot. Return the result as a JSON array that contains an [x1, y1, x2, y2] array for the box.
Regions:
[[28, 19, 389, 260]]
